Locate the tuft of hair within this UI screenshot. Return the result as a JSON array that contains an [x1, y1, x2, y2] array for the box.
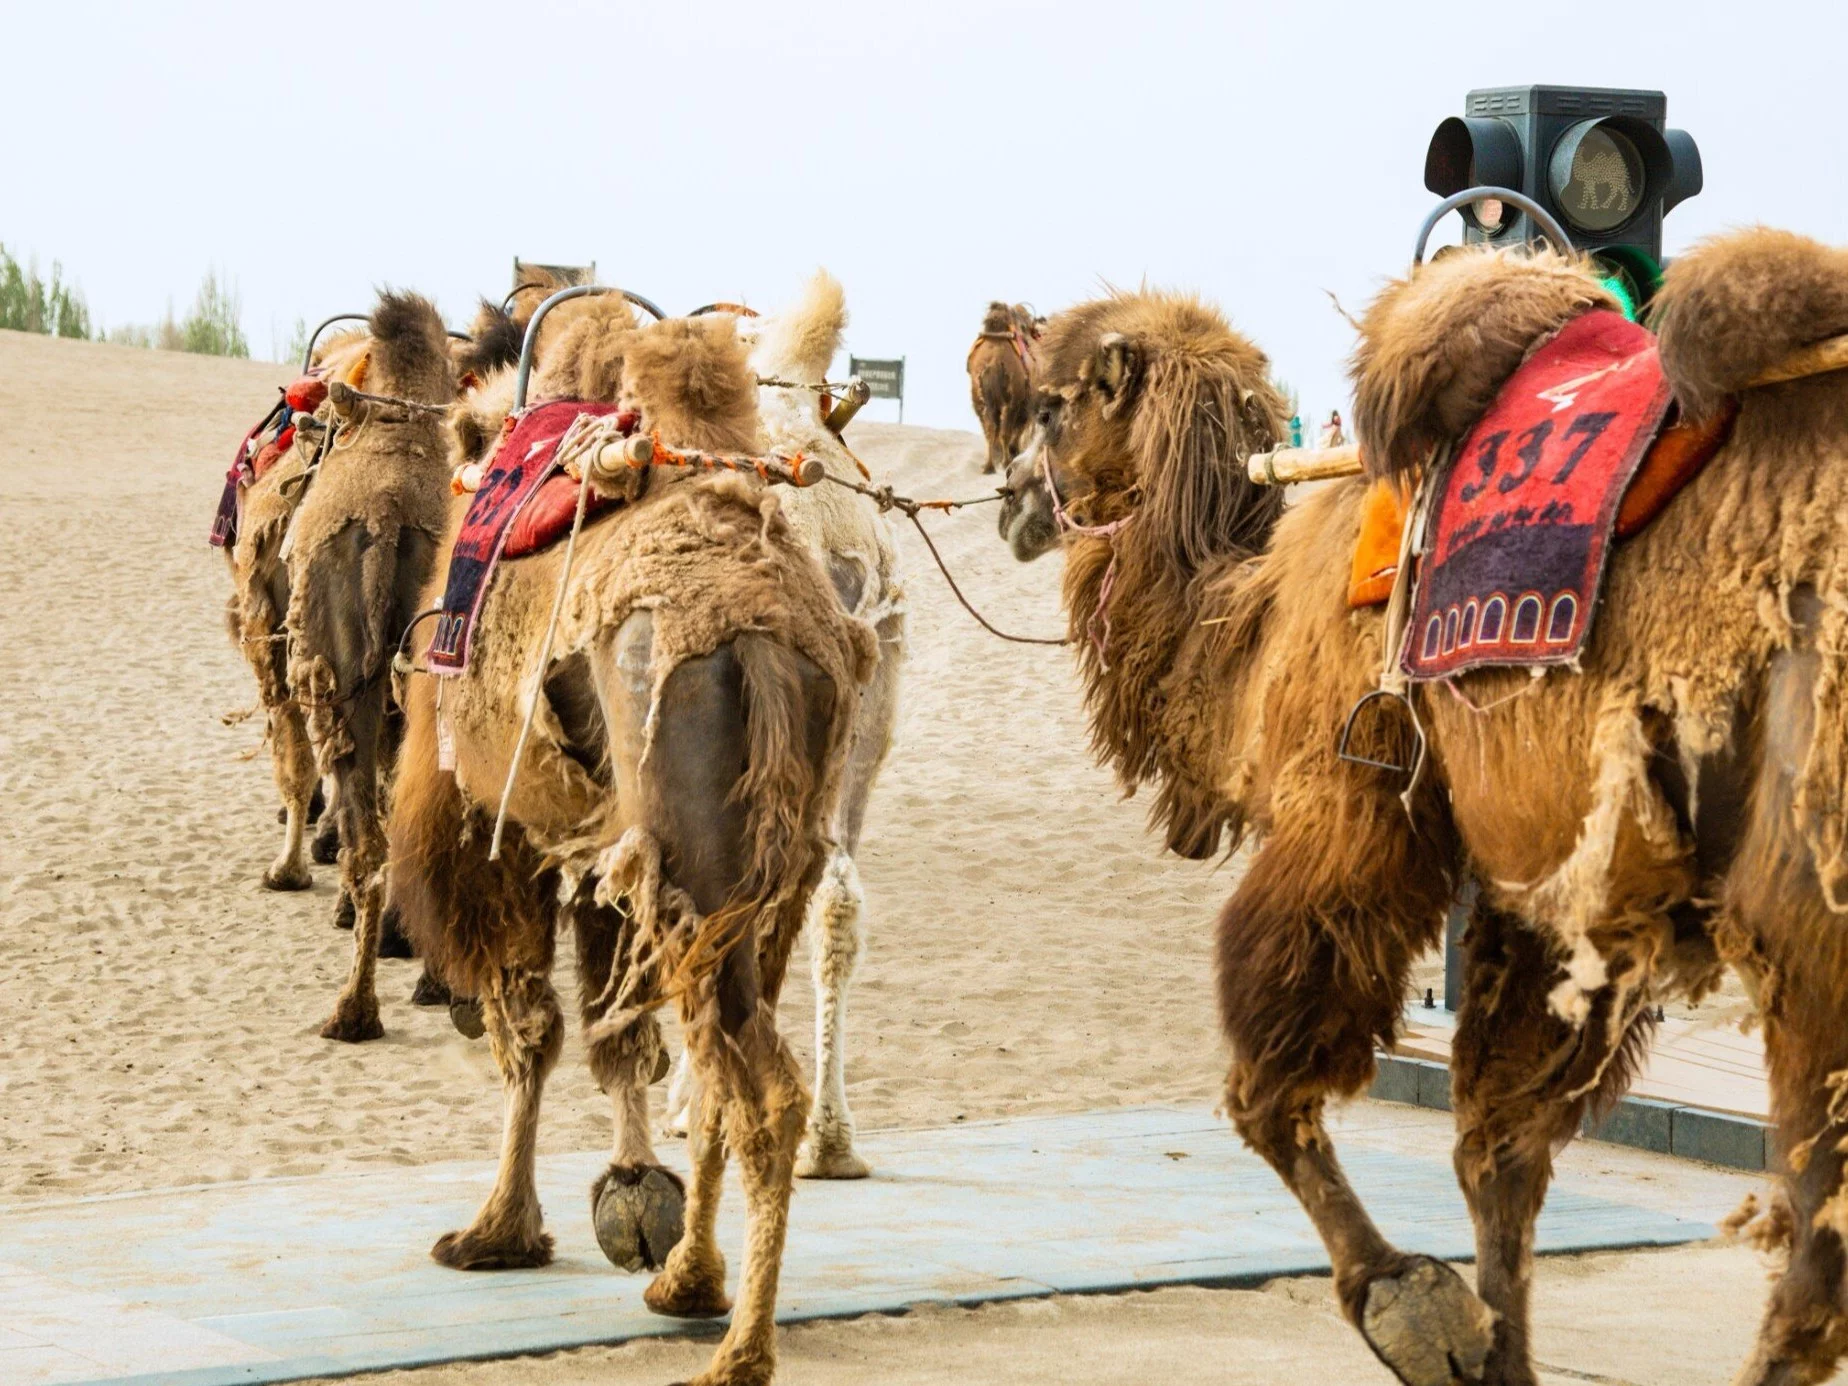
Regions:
[[1653, 226, 1848, 422], [528, 292, 638, 404], [752, 269, 847, 384], [980, 300, 1013, 334], [454, 298, 524, 378], [621, 315, 760, 453], [1350, 247, 1616, 483], [366, 290, 455, 402]]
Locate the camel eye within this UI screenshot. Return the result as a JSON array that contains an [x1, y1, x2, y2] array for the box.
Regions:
[[1037, 407, 1053, 427]]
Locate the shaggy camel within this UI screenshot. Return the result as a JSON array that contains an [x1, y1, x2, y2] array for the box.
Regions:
[[967, 300, 1041, 474], [999, 233, 1848, 1386], [657, 274, 906, 1179], [286, 292, 462, 1041], [393, 302, 873, 1386], [225, 302, 529, 905], [224, 327, 370, 895]]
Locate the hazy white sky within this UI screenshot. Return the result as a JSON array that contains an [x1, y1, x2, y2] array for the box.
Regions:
[[6, 1, 1843, 430]]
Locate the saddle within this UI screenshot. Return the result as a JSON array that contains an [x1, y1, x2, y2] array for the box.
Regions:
[[207, 375, 335, 549], [1346, 311, 1734, 679]]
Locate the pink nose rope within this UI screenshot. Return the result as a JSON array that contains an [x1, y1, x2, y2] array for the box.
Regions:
[[1041, 450, 1132, 670]]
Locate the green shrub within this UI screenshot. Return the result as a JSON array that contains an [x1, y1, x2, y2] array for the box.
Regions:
[[0, 243, 91, 338]]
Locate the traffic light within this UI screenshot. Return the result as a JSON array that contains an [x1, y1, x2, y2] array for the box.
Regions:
[[1424, 86, 1702, 307]]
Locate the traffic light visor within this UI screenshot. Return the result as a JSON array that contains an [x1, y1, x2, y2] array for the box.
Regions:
[[1547, 117, 1671, 235], [1425, 117, 1525, 234]]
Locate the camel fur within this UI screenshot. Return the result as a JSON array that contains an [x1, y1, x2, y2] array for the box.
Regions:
[[997, 235, 1848, 1385], [391, 300, 874, 1386], [967, 300, 1041, 474], [284, 291, 459, 1042]]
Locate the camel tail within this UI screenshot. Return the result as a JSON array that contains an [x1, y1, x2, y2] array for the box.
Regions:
[[1654, 227, 1848, 421], [653, 632, 835, 1001], [754, 270, 848, 383], [366, 290, 453, 399]]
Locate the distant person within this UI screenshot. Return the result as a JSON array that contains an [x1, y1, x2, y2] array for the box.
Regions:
[[1289, 413, 1303, 448], [1318, 409, 1346, 449]]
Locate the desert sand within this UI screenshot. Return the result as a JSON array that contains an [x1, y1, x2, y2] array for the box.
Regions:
[[0, 328, 1779, 1382]]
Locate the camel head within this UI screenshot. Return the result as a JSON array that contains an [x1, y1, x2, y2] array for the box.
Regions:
[[999, 291, 1287, 571]]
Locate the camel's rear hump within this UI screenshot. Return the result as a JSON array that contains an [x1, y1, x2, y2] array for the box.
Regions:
[[1654, 227, 1848, 421]]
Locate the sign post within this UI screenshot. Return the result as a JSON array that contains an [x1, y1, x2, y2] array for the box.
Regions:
[[849, 356, 906, 424]]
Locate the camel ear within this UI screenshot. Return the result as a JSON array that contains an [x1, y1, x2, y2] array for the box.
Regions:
[[1089, 332, 1143, 419]]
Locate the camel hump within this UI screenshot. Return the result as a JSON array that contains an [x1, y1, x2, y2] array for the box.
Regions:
[[1654, 227, 1848, 421], [1349, 247, 1617, 485], [753, 270, 847, 384], [367, 290, 454, 402]]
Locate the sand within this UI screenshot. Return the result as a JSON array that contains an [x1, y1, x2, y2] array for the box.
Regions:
[[0, 328, 1780, 1382]]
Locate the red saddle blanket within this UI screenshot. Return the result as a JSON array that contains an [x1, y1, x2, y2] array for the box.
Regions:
[[428, 400, 632, 675], [1400, 310, 1673, 680]]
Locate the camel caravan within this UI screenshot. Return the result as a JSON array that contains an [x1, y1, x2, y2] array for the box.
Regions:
[[204, 222, 1848, 1386]]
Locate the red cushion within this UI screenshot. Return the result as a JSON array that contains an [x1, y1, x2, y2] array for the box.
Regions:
[[285, 376, 329, 412]]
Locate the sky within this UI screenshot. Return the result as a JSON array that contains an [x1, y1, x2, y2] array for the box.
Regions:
[[6, 1, 1844, 432]]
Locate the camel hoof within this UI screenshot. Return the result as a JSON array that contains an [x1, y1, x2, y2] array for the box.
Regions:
[[1359, 1256, 1495, 1386], [449, 998, 486, 1039], [410, 970, 452, 1007], [645, 1264, 731, 1319], [796, 1143, 871, 1180], [261, 862, 312, 892], [319, 1004, 384, 1044], [592, 1165, 686, 1272], [310, 826, 340, 866], [333, 893, 356, 931], [431, 1226, 554, 1271]]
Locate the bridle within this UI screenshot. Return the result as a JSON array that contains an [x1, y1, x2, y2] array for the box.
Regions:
[[1040, 448, 1133, 670]]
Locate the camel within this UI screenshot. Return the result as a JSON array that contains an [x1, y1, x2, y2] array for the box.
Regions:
[[224, 326, 373, 895], [661, 271, 907, 1180], [997, 231, 1848, 1386], [224, 298, 531, 904], [967, 300, 1041, 474], [391, 299, 874, 1386], [285, 291, 463, 1042]]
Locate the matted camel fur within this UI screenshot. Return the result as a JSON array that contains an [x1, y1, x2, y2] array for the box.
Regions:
[[390, 300, 875, 1386], [996, 232, 1848, 1385]]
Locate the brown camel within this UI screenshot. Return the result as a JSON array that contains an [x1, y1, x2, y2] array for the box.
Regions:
[[285, 291, 461, 1042], [998, 232, 1848, 1385], [225, 295, 530, 902], [224, 327, 379, 895], [967, 300, 1041, 474], [392, 304, 873, 1386]]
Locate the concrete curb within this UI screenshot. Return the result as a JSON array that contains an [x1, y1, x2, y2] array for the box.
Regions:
[[1371, 1053, 1777, 1172]]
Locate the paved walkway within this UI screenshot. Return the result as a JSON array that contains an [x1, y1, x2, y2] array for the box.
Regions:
[[0, 1106, 1718, 1386]]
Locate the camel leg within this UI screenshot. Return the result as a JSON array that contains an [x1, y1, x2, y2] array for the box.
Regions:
[[573, 889, 686, 1272], [260, 706, 317, 891], [310, 775, 341, 865], [796, 848, 869, 1179], [797, 612, 897, 1180], [645, 1071, 733, 1319], [432, 965, 563, 1269], [1450, 903, 1654, 1386], [319, 689, 390, 1043], [1219, 836, 1493, 1386]]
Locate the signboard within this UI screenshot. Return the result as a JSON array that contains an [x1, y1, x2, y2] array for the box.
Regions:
[[849, 356, 905, 421], [513, 258, 597, 289]]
